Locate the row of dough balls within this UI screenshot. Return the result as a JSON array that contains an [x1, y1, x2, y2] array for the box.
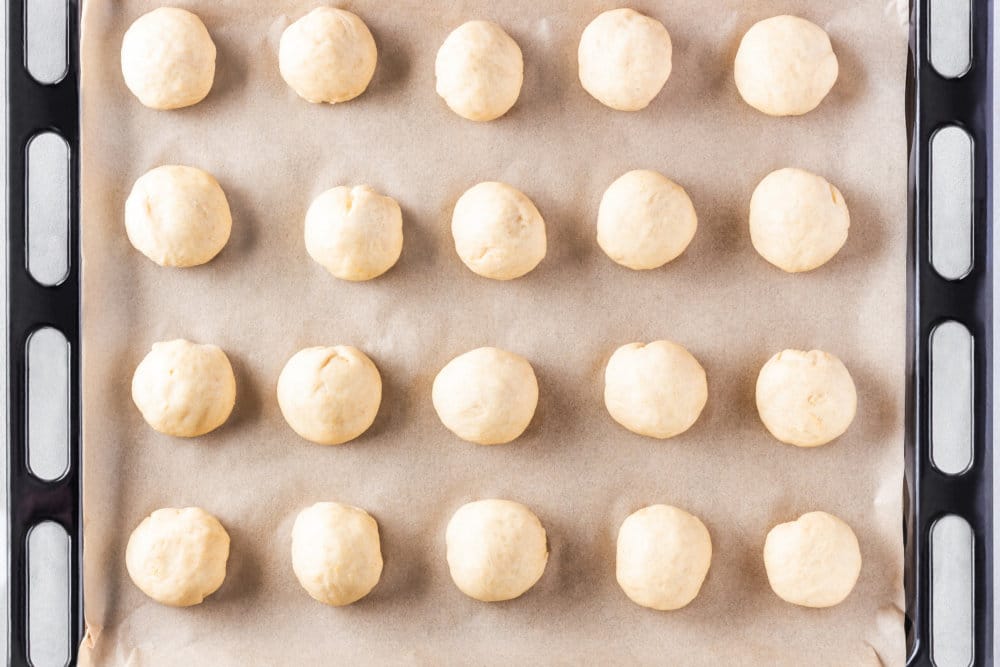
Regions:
[[126, 501, 862, 610], [132, 339, 857, 449], [122, 6, 839, 118], [125, 164, 851, 276]]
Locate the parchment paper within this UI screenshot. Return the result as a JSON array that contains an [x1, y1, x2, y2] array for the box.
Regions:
[[78, 2, 909, 664]]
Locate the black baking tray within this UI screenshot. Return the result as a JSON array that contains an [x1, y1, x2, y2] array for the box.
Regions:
[[5, 1, 995, 665]]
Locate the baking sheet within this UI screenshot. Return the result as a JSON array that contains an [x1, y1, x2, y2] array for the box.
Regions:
[[77, 1, 909, 664]]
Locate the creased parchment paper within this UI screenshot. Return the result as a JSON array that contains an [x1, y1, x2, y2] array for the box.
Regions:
[[78, 2, 908, 665]]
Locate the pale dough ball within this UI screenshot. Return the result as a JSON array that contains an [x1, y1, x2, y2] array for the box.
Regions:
[[764, 511, 862, 607], [597, 170, 698, 270], [756, 349, 857, 448], [435, 21, 523, 121], [279, 7, 377, 104], [578, 9, 672, 111], [616, 505, 712, 610], [291, 502, 383, 606], [604, 340, 708, 439], [432, 347, 538, 445], [305, 185, 403, 281], [451, 181, 546, 280], [131, 339, 236, 438], [734, 15, 839, 116], [120, 7, 216, 110], [446, 499, 548, 602], [125, 507, 230, 607], [125, 165, 232, 268], [749, 168, 850, 273], [276, 346, 382, 445]]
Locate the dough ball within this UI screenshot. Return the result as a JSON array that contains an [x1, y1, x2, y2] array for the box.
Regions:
[[125, 507, 230, 606], [277, 346, 382, 445], [446, 499, 548, 602], [120, 8, 216, 110], [305, 185, 403, 281], [435, 21, 523, 121], [764, 511, 862, 607], [604, 340, 708, 439], [734, 15, 839, 117], [279, 7, 377, 104], [432, 347, 538, 445], [578, 9, 672, 111], [749, 167, 850, 273], [616, 504, 712, 610], [291, 502, 383, 606], [597, 170, 697, 270], [125, 165, 232, 268], [755, 349, 857, 448], [451, 181, 546, 280], [131, 339, 236, 438]]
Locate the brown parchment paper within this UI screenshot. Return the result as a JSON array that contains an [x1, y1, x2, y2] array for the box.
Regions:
[[78, 1, 910, 665]]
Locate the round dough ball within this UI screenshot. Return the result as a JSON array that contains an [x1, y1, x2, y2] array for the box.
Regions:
[[291, 502, 383, 606], [435, 21, 523, 121], [121, 8, 216, 110], [276, 346, 382, 445], [578, 9, 672, 112], [597, 170, 697, 270], [604, 340, 708, 439], [126, 507, 230, 606], [616, 504, 712, 610], [432, 347, 538, 445], [446, 499, 548, 602], [764, 511, 862, 608], [131, 339, 236, 438], [305, 185, 403, 281], [125, 165, 232, 268], [279, 7, 378, 104], [734, 15, 839, 117], [755, 349, 857, 448], [749, 168, 850, 273]]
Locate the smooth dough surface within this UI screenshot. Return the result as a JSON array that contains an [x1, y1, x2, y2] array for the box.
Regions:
[[120, 7, 216, 110], [756, 349, 857, 448], [616, 505, 712, 610], [446, 499, 548, 602], [597, 170, 697, 270], [277, 346, 382, 445], [125, 165, 232, 268], [435, 21, 523, 121], [125, 507, 230, 607], [604, 340, 708, 439], [764, 511, 862, 608], [291, 502, 383, 606], [131, 339, 236, 438]]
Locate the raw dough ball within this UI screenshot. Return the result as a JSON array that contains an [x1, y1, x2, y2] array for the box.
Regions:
[[764, 511, 862, 608], [125, 165, 232, 268], [616, 504, 712, 610], [749, 168, 850, 273], [756, 349, 857, 448], [279, 7, 378, 104], [432, 347, 538, 445], [120, 8, 216, 110], [305, 185, 403, 281], [734, 15, 839, 116], [604, 340, 708, 439], [578, 9, 672, 111], [446, 499, 548, 602], [126, 507, 230, 607], [451, 181, 546, 280], [277, 346, 382, 445], [597, 170, 698, 270], [291, 502, 383, 606], [435, 21, 523, 122], [131, 339, 236, 438]]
